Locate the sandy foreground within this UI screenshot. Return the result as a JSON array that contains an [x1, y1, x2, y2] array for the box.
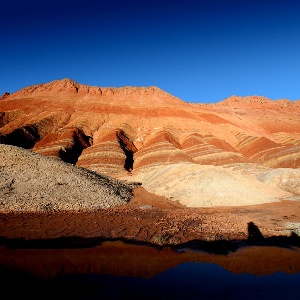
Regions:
[[1, 186, 299, 246]]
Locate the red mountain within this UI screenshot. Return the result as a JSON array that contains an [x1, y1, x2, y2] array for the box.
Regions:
[[1, 78, 299, 177]]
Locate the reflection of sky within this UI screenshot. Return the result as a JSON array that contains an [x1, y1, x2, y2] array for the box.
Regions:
[[63, 262, 300, 299], [1, 0, 300, 103]]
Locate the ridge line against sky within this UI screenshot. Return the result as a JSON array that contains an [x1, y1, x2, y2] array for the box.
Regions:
[[1, 0, 300, 104]]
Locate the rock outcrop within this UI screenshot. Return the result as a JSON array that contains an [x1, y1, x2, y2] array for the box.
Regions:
[[257, 168, 300, 195]]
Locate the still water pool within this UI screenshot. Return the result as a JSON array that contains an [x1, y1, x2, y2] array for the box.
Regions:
[[1, 242, 300, 300], [60, 262, 300, 300]]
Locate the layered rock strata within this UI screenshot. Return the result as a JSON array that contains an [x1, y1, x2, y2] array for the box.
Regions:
[[1, 78, 300, 176]]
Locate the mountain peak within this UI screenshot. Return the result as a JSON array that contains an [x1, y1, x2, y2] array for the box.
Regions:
[[4, 79, 185, 107], [7, 78, 100, 97]]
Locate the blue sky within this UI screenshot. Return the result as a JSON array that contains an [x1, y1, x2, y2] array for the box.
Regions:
[[1, 0, 300, 103]]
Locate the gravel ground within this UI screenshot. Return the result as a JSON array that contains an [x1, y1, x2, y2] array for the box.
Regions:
[[0, 144, 135, 211]]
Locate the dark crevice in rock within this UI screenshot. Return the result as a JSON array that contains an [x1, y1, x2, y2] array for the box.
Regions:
[[124, 149, 134, 172], [0, 112, 5, 128], [117, 130, 138, 172], [0, 125, 40, 149], [59, 129, 92, 164]]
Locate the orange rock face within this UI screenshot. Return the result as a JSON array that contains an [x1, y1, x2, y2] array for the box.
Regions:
[[1, 78, 300, 175]]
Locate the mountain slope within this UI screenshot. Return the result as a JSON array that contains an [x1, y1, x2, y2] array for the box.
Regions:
[[1, 79, 300, 207], [1, 78, 300, 177], [0, 144, 134, 212]]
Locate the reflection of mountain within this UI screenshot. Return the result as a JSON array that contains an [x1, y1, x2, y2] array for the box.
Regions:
[[0, 242, 300, 279]]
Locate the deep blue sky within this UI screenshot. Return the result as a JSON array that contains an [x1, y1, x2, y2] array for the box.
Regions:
[[1, 0, 300, 103]]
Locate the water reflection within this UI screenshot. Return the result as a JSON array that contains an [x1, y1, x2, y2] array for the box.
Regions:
[[0, 241, 300, 299], [63, 263, 300, 300]]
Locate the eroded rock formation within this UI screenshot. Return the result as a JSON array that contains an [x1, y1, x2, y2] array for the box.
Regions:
[[1, 78, 299, 176], [1, 78, 300, 207]]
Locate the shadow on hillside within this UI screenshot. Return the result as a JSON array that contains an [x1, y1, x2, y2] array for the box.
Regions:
[[0, 222, 299, 255]]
